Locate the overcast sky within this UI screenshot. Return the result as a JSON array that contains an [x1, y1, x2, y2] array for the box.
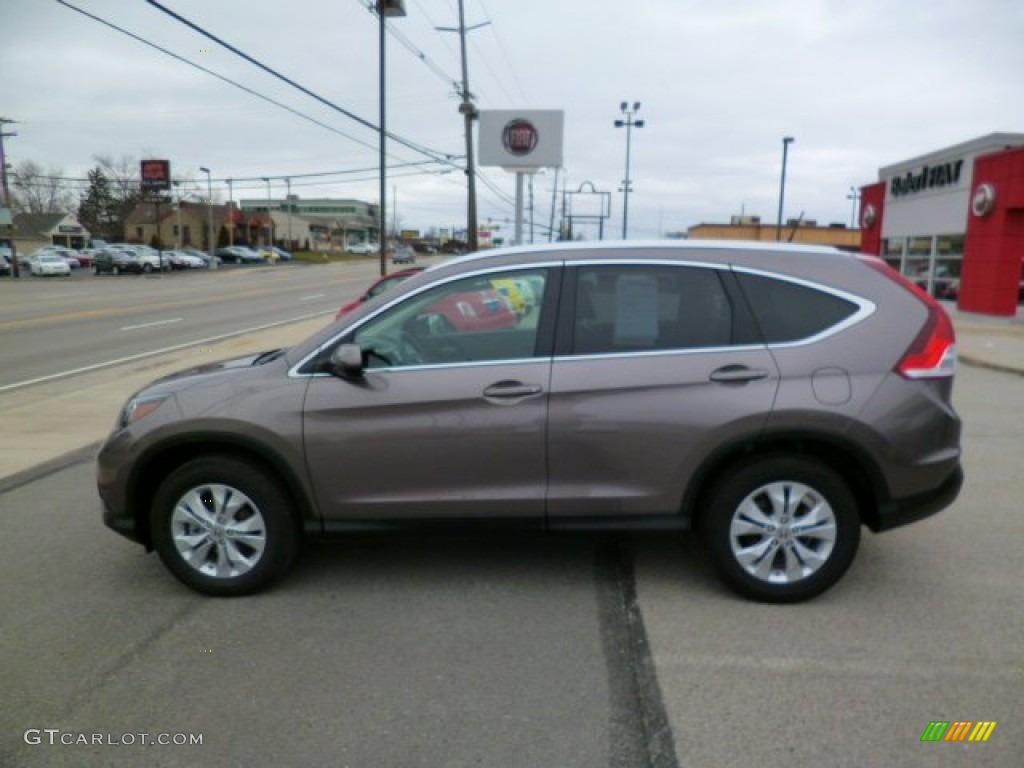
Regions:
[[3, 0, 1023, 240]]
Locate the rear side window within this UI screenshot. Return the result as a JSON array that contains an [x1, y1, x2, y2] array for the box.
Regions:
[[736, 272, 858, 343], [572, 265, 734, 354]]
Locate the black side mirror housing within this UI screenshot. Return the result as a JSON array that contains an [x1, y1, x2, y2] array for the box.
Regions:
[[330, 344, 365, 379]]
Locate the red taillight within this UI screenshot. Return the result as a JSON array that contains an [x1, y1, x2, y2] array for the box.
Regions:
[[860, 256, 957, 379], [896, 303, 957, 378]]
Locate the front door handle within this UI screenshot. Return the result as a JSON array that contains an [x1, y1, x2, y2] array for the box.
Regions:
[[709, 365, 771, 384], [483, 381, 543, 399]]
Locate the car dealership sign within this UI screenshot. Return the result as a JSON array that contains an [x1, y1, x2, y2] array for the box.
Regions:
[[140, 159, 171, 193], [889, 159, 964, 197], [478, 110, 564, 169]]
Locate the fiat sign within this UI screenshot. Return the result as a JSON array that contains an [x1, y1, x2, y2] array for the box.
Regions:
[[479, 110, 564, 169], [503, 119, 538, 156]]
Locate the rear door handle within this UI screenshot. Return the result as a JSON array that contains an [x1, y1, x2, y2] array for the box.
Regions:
[[709, 365, 771, 384], [483, 381, 543, 399]]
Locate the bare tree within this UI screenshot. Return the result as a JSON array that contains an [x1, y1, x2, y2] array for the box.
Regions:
[[11, 160, 74, 214], [92, 154, 144, 239]]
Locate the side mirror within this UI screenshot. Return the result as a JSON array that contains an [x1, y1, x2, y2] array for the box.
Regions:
[[330, 344, 365, 379]]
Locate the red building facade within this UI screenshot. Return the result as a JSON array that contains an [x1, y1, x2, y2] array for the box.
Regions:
[[858, 133, 1024, 316]]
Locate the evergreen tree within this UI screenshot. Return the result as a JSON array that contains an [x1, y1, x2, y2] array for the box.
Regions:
[[77, 168, 116, 241]]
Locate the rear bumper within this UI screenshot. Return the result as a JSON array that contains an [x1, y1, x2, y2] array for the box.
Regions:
[[873, 464, 963, 532]]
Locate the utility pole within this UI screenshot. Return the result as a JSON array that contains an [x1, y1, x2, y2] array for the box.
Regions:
[[285, 177, 292, 250], [1, 117, 19, 278], [438, 2, 488, 253]]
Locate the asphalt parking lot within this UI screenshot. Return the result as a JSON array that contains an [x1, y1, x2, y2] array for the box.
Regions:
[[0, 361, 1021, 767]]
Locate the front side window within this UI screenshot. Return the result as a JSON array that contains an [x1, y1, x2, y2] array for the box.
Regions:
[[351, 269, 549, 368], [571, 265, 734, 355]]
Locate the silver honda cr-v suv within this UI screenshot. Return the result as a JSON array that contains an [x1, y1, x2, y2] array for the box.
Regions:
[[97, 241, 962, 602]]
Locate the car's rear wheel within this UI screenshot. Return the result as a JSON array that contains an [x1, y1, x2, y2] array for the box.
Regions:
[[112, 265, 120, 276], [701, 456, 860, 603], [143, 263, 154, 273], [151, 456, 299, 596]]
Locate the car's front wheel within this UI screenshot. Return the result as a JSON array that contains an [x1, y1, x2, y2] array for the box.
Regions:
[[701, 456, 861, 603], [151, 456, 299, 596]]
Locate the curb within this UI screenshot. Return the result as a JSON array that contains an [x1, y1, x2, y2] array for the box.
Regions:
[[959, 354, 1024, 378], [0, 442, 101, 494]]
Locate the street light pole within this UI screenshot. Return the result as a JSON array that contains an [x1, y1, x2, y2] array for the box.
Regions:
[[614, 102, 644, 239], [847, 186, 861, 229], [199, 166, 216, 269], [377, 0, 407, 276], [776, 136, 795, 241]]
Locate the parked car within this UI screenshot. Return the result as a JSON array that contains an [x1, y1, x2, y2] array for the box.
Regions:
[[97, 241, 962, 602], [265, 246, 292, 262], [0, 251, 11, 276], [93, 247, 144, 275], [336, 267, 425, 319], [346, 241, 379, 255], [74, 249, 95, 268], [392, 243, 416, 264], [181, 247, 214, 266], [162, 250, 206, 270], [29, 245, 78, 268], [29, 252, 72, 276], [216, 245, 264, 264]]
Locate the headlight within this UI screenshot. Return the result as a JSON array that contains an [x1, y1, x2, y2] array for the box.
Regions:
[[119, 394, 171, 428]]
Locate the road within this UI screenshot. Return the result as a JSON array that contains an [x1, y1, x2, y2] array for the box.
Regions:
[[0, 261, 397, 390], [0, 364, 1021, 766]]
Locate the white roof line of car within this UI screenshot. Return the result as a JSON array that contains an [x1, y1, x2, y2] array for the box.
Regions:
[[433, 239, 848, 270]]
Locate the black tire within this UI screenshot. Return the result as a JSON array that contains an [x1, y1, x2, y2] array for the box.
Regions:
[[701, 456, 861, 603], [151, 456, 299, 596], [92, 264, 99, 275], [143, 263, 154, 274], [112, 265, 120, 276]]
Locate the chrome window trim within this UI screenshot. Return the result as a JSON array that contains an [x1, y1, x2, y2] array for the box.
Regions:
[[288, 257, 877, 378], [302, 357, 550, 378], [553, 344, 768, 364], [287, 261, 562, 378]]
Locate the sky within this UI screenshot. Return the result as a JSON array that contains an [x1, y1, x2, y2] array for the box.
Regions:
[[3, 0, 1024, 241]]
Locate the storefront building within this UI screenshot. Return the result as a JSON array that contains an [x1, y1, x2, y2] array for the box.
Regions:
[[859, 133, 1024, 316]]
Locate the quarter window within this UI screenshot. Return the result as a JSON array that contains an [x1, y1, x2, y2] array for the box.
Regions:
[[571, 265, 734, 355], [352, 269, 549, 368], [736, 272, 858, 343]]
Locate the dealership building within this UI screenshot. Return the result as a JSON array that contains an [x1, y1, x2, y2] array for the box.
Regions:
[[859, 132, 1024, 316]]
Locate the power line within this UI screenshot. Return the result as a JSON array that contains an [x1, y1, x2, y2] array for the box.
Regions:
[[355, 0, 461, 95], [55, 0, 383, 157], [144, 0, 460, 170], [469, 0, 529, 106]]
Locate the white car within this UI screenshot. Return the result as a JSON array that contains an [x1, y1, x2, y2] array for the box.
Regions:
[[30, 253, 72, 277], [346, 241, 380, 255]]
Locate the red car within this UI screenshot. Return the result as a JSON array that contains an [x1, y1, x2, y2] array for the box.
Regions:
[[336, 268, 423, 319], [422, 288, 518, 332]]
